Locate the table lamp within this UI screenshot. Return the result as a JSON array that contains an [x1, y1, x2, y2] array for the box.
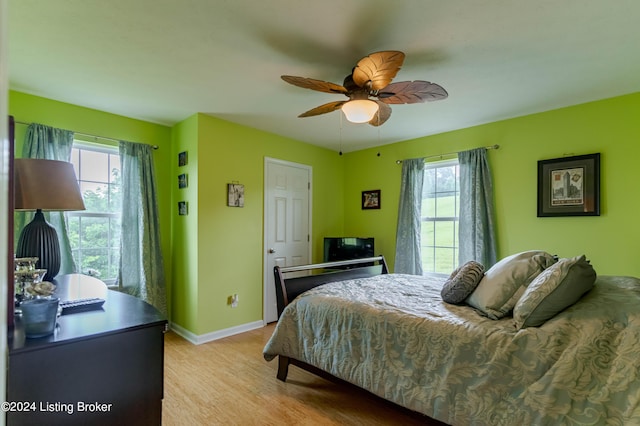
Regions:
[[14, 159, 86, 281]]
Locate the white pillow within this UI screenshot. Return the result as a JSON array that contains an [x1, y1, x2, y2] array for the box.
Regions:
[[466, 250, 557, 319]]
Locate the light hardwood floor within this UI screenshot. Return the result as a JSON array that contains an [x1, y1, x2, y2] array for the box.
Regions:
[[162, 324, 447, 425]]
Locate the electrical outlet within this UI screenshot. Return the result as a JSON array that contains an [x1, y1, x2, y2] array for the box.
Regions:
[[230, 294, 239, 308]]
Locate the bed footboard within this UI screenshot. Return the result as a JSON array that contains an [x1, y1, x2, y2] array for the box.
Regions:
[[273, 256, 388, 318]]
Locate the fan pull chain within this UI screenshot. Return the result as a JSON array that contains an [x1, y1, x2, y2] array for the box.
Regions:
[[376, 109, 381, 156]]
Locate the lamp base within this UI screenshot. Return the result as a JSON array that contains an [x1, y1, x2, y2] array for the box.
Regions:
[[16, 210, 61, 281]]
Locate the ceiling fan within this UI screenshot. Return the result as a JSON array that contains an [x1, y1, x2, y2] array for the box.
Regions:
[[281, 50, 448, 126]]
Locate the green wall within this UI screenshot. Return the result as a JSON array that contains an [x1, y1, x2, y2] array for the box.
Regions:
[[170, 114, 345, 335], [343, 92, 640, 277], [170, 115, 199, 330]]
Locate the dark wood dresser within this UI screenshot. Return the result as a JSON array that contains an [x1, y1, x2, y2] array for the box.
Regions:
[[7, 274, 167, 425]]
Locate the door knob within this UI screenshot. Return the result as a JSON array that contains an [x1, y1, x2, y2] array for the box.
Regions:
[[268, 248, 276, 254]]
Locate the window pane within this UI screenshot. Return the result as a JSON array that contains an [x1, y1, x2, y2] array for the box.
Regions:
[[422, 196, 436, 218], [108, 183, 121, 213], [436, 166, 457, 192], [80, 150, 110, 182], [80, 181, 109, 212], [421, 221, 435, 247], [79, 248, 109, 277], [436, 192, 457, 217], [434, 247, 456, 273], [434, 221, 455, 247], [423, 168, 435, 195], [80, 216, 109, 249], [422, 246, 435, 273], [109, 154, 121, 183]]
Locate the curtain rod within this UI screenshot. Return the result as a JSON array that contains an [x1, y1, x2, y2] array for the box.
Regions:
[[15, 120, 159, 150], [395, 144, 499, 164]]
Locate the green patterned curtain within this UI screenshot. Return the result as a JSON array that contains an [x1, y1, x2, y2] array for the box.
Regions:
[[458, 148, 498, 268], [118, 141, 167, 315], [15, 123, 78, 275], [394, 158, 425, 274]]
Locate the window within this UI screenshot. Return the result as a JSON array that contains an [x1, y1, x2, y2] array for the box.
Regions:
[[67, 142, 121, 284], [421, 159, 460, 274]]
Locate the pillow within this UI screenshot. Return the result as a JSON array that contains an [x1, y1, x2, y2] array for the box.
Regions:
[[466, 250, 557, 319], [513, 255, 596, 329], [441, 261, 485, 304]]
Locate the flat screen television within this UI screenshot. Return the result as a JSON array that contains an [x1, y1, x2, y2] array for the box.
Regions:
[[323, 237, 374, 262]]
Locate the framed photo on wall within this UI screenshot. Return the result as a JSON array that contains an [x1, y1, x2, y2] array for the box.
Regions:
[[228, 183, 244, 207], [178, 151, 188, 167], [178, 173, 188, 189], [362, 189, 381, 210], [537, 153, 600, 217], [178, 201, 188, 216]]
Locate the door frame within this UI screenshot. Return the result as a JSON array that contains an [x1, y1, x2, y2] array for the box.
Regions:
[[263, 157, 312, 325]]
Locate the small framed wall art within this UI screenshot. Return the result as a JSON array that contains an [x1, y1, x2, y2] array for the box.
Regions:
[[178, 201, 188, 216], [362, 189, 381, 210], [178, 173, 188, 189], [537, 153, 600, 217], [178, 151, 188, 167], [228, 183, 244, 207]]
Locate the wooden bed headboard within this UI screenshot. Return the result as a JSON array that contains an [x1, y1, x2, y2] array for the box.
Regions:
[[273, 256, 388, 318]]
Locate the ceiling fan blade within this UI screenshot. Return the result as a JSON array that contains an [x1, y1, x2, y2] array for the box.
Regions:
[[377, 81, 448, 104], [281, 75, 347, 94], [368, 102, 392, 127], [298, 101, 346, 118], [352, 51, 405, 91]]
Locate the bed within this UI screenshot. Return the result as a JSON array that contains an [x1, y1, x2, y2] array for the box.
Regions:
[[263, 255, 640, 425]]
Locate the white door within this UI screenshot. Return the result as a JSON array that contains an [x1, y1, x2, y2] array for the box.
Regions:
[[263, 158, 311, 323]]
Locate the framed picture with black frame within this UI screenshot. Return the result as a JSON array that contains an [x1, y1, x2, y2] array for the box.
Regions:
[[178, 201, 188, 216], [362, 189, 381, 210], [178, 151, 188, 167], [178, 173, 188, 189], [537, 153, 600, 217]]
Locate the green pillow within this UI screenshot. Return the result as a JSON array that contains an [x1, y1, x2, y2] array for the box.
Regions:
[[513, 255, 596, 329], [466, 250, 557, 319]]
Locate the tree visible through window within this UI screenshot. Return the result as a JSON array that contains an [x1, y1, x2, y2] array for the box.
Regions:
[[421, 159, 460, 274], [67, 143, 121, 284]]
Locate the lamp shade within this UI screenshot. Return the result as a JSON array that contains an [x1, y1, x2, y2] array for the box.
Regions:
[[14, 159, 86, 211], [341, 100, 379, 123], [14, 159, 85, 281]]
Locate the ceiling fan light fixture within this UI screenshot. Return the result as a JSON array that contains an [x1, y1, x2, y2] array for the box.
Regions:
[[282, 51, 447, 127], [342, 100, 379, 123]]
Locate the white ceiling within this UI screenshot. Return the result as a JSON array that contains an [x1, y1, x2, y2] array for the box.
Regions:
[[8, 0, 640, 153]]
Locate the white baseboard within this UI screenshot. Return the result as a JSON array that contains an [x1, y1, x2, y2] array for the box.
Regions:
[[169, 320, 264, 345]]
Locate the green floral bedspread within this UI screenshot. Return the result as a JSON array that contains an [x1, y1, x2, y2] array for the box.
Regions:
[[263, 274, 640, 425]]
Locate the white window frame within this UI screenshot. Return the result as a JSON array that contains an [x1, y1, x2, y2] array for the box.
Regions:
[[67, 141, 121, 286], [421, 158, 460, 274]]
